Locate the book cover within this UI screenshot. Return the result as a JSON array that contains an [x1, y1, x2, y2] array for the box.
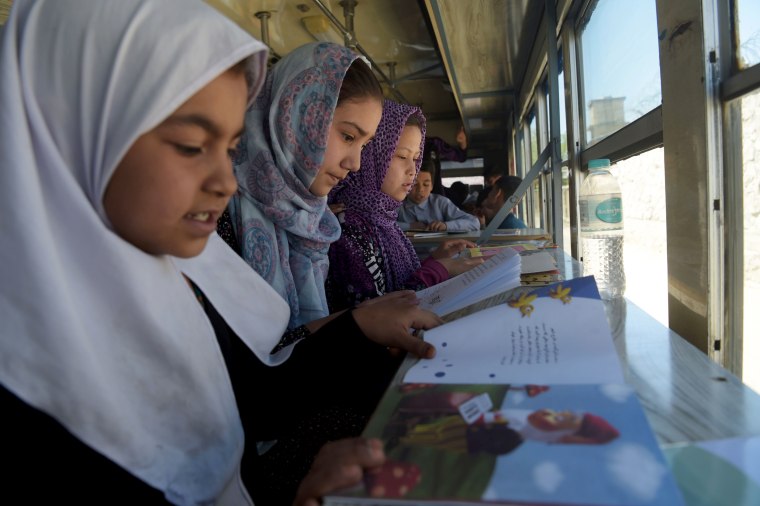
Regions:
[[407, 276, 625, 385], [325, 383, 684, 505]]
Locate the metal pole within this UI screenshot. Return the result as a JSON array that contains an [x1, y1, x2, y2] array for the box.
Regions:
[[339, 0, 357, 49], [254, 11, 282, 62], [387, 61, 397, 86], [254, 11, 271, 47], [310, 0, 408, 103]]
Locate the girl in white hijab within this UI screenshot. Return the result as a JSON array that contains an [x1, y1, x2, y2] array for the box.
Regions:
[[0, 0, 392, 504]]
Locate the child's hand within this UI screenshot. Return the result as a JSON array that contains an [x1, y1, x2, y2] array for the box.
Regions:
[[356, 290, 417, 308], [352, 298, 441, 359], [328, 203, 346, 215], [293, 438, 386, 506], [430, 239, 476, 260], [456, 126, 467, 150], [435, 256, 485, 277], [427, 220, 447, 231]]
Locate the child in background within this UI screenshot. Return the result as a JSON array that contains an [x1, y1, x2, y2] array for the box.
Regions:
[[326, 100, 484, 311], [397, 160, 481, 232], [482, 175, 528, 229], [1, 2, 431, 503]]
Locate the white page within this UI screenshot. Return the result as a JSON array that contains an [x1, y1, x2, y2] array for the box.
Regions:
[[416, 248, 521, 316], [519, 250, 558, 274], [406, 276, 625, 384]]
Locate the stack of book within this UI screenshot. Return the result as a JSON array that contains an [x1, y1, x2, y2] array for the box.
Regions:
[[463, 244, 562, 287], [518, 249, 561, 286], [416, 247, 522, 317]]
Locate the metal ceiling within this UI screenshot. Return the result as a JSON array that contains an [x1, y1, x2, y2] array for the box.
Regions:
[[208, 0, 543, 161]]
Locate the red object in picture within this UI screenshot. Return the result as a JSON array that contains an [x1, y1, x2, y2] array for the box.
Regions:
[[364, 460, 422, 498], [525, 385, 550, 397]]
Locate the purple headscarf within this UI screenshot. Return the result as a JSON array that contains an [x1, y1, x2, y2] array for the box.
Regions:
[[328, 100, 426, 292]]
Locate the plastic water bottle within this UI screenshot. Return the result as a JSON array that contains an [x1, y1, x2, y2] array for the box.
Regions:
[[579, 159, 625, 299]]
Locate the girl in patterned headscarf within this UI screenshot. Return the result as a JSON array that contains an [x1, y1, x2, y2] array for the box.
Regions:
[[224, 42, 384, 330], [217, 44, 444, 505], [326, 100, 484, 311]]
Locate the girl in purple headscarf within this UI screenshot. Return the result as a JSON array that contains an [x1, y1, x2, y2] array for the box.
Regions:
[[326, 100, 484, 311]]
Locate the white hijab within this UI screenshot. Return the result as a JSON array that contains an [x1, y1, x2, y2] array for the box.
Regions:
[[0, 1, 289, 504]]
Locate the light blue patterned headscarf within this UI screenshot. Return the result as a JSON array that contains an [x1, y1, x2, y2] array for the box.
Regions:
[[229, 42, 359, 329]]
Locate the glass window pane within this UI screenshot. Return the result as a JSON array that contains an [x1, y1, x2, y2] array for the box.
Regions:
[[579, 0, 661, 146], [558, 60, 568, 162], [741, 88, 760, 393], [613, 148, 668, 326], [529, 110, 538, 165], [737, 0, 760, 68], [531, 179, 543, 229], [562, 165, 571, 256]]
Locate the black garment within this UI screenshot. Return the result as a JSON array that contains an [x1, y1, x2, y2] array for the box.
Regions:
[[204, 293, 401, 504], [217, 208, 240, 253], [3, 384, 168, 503], [3, 292, 400, 504]]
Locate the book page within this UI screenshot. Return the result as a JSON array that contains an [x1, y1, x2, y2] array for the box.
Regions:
[[519, 250, 558, 274], [407, 276, 625, 385], [415, 248, 521, 316]]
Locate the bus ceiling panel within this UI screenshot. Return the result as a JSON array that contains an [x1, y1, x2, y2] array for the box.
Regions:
[[424, 0, 541, 153], [208, 0, 538, 151], [208, 0, 461, 145]]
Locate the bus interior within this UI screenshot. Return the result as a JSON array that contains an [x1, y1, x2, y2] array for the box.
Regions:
[[2, 0, 758, 392]]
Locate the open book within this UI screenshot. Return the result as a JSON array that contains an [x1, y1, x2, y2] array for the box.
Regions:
[[324, 277, 685, 506], [415, 247, 522, 316], [408, 276, 622, 385]]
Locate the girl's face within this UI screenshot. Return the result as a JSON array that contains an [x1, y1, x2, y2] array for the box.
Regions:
[[104, 69, 247, 257], [309, 97, 383, 197], [408, 170, 433, 204], [381, 125, 422, 202]]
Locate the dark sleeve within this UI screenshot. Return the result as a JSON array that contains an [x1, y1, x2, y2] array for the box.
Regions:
[[404, 256, 449, 289], [216, 209, 241, 253], [205, 294, 401, 442], [427, 137, 467, 162], [269, 309, 403, 416], [2, 384, 168, 504], [327, 224, 385, 312], [205, 298, 402, 505]]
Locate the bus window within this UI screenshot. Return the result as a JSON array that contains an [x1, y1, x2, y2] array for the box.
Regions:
[[578, 0, 661, 146], [740, 88, 760, 392], [613, 149, 668, 327], [736, 0, 760, 68]]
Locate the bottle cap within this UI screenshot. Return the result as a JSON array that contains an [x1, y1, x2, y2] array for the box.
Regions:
[[588, 159, 611, 169]]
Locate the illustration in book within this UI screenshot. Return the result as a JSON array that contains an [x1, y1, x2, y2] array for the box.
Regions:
[[326, 383, 684, 506]]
